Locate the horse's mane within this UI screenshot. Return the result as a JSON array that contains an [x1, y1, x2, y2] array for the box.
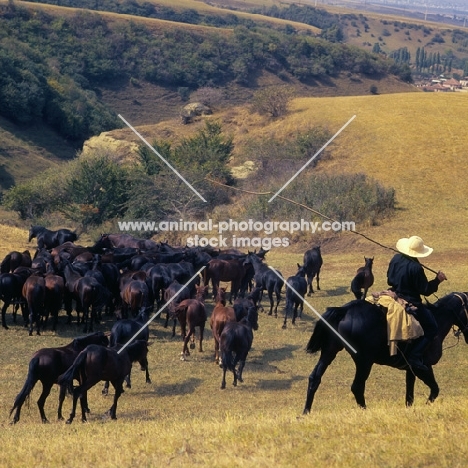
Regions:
[[429, 292, 468, 311]]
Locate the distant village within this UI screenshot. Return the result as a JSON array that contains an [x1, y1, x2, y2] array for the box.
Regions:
[[415, 76, 468, 92]]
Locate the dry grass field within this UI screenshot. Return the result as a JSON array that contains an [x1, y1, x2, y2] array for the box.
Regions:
[[1, 85, 468, 465]]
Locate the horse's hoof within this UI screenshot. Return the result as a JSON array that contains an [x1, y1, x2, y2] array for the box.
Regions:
[[221, 384, 226, 390], [190, 343, 195, 350], [66, 419, 73, 425], [42, 418, 50, 424], [282, 324, 287, 329]]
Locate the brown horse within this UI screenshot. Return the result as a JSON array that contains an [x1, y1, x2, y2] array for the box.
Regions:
[[10, 331, 109, 424], [350, 257, 374, 300], [1, 250, 32, 273], [58, 340, 149, 423], [173, 285, 208, 360], [210, 292, 249, 364], [163, 280, 191, 336], [120, 279, 151, 319], [22, 275, 46, 336], [204, 258, 249, 303], [44, 262, 65, 331]]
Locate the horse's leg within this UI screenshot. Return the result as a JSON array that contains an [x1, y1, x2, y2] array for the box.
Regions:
[[79, 392, 88, 423], [66, 388, 80, 424], [37, 381, 53, 423], [274, 286, 281, 317], [82, 305, 90, 333], [182, 332, 192, 359], [292, 303, 298, 325], [237, 359, 246, 383], [108, 382, 124, 419], [350, 359, 374, 408], [316, 271, 321, 291], [2, 301, 9, 329], [28, 308, 35, 336], [102, 381, 110, 396], [307, 274, 313, 296], [413, 366, 439, 404], [303, 346, 341, 415], [199, 324, 205, 352], [125, 368, 132, 389], [267, 287, 274, 316], [405, 370, 416, 407], [282, 306, 289, 328], [221, 365, 228, 389], [171, 315, 177, 338], [58, 384, 67, 420], [144, 362, 151, 384]]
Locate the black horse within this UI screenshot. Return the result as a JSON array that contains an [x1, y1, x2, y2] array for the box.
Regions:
[[243, 252, 284, 316], [283, 264, 308, 328], [303, 246, 323, 296], [58, 340, 149, 423], [303, 292, 468, 414], [29, 225, 78, 250], [219, 303, 259, 389], [350, 256, 374, 300], [10, 332, 109, 424], [102, 307, 152, 395]]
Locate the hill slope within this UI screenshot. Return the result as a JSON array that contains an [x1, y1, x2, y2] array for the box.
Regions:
[[91, 91, 468, 258]]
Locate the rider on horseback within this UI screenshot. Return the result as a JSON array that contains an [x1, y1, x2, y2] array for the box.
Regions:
[[387, 235, 447, 371]]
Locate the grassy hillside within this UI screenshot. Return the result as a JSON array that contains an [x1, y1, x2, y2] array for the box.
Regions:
[[93, 91, 467, 258]]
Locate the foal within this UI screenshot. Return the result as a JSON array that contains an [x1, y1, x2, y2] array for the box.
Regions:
[[350, 257, 374, 300]]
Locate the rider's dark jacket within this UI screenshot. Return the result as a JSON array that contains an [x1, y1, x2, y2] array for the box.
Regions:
[[387, 253, 441, 305]]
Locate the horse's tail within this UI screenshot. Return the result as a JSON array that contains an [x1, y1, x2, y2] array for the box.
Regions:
[[306, 306, 348, 354], [220, 330, 236, 371], [58, 350, 87, 395], [9, 356, 39, 418]]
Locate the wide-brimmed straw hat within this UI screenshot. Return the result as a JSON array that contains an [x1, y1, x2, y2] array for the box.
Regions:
[[396, 235, 433, 258]]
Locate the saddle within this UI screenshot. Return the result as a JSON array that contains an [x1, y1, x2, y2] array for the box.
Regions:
[[366, 290, 424, 355]]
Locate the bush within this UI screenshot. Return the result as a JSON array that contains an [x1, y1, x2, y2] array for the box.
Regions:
[[250, 86, 295, 118]]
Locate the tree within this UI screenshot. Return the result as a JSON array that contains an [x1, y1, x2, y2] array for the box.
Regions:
[[251, 86, 295, 118], [60, 154, 130, 229]]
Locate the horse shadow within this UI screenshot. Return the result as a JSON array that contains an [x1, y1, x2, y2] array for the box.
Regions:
[[155, 377, 204, 397], [248, 344, 301, 374], [322, 285, 350, 297]]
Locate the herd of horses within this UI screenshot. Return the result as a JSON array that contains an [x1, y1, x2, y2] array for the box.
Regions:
[[5, 226, 322, 424], [4, 226, 468, 422]]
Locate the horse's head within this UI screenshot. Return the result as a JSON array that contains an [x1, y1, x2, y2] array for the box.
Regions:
[[454, 292, 468, 344], [296, 263, 307, 277], [28, 225, 39, 242]]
